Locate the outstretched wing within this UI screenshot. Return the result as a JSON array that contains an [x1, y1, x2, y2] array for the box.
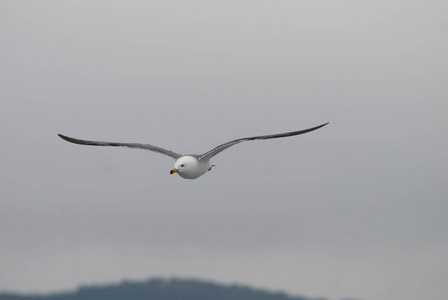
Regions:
[[58, 134, 182, 160], [198, 122, 329, 161]]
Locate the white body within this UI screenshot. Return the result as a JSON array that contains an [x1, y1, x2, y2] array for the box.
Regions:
[[174, 156, 212, 179]]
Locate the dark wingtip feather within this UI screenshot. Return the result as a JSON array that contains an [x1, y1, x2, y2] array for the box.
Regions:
[[57, 134, 84, 145], [58, 134, 71, 142]]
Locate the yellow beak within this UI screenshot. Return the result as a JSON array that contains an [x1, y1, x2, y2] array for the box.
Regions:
[[170, 168, 179, 175]]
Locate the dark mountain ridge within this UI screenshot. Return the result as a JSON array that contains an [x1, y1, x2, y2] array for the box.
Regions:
[[0, 278, 337, 300]]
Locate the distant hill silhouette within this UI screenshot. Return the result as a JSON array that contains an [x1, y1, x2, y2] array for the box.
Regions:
[[0, 278, 336, 300]]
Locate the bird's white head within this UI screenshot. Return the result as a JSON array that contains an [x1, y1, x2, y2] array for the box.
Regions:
[[170, 156, 209, 179]]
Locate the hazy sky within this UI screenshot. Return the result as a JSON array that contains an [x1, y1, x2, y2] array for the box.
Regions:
[[1, 1, 448, 300]]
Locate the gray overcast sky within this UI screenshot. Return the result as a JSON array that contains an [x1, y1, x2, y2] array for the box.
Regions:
[[1, 1, 447, 300]]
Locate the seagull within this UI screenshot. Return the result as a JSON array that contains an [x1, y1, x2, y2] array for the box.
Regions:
[[58, 122, 328, 179]]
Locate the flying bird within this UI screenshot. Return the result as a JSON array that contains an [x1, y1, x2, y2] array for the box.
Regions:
[[58, 122, 328, 179]]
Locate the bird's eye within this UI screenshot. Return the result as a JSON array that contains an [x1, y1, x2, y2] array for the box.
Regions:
[[180, 164, 185, 167]]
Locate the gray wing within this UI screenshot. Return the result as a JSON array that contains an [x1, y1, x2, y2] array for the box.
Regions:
[[198, 122, 329, 161], [58, 134, 182, 160]]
